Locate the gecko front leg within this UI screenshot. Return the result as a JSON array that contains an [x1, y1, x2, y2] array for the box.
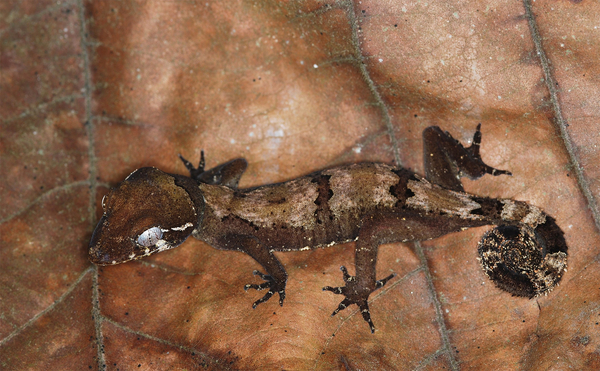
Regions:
[[179, 151, 248, 188], [224, 234, 288, 307]]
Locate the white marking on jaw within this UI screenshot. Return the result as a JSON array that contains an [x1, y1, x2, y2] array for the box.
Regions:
[[155, 239, 171, 253], [129, 253, 136, 259], [171, 222, 194, 231]]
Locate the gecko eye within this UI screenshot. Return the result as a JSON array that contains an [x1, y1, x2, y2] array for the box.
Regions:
[[137, 227, 163, 247]]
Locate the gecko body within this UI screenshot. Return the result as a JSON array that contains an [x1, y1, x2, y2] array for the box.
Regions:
[[89, 125, 568, 332]]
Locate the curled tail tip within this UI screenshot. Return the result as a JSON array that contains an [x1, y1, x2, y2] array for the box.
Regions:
[[478, 216, 567, 298]]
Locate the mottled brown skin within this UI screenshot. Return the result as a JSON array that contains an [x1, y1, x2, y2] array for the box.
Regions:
[[89, 125, 568, 333]]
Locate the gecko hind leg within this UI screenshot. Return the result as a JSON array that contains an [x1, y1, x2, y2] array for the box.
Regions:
[[322, 211, 478, 333], [323, 267, 395, 333], [464, 124, 512, 177], [423, 123, 511, 191]]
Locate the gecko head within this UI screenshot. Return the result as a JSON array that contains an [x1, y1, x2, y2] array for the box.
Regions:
[[89, 167, 198, 266]]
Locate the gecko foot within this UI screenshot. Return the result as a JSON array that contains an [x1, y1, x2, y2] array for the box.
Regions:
[[178, 151, 206, 179], [244, 270, 286, 308], [322, 266, 395, 333], [467, 124, 512, 177]]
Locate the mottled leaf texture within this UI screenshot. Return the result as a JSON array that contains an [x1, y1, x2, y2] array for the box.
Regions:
[[1, 0, 600, 370]]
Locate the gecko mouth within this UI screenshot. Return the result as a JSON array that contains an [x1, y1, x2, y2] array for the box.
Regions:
[[88, 215, 116, 265]]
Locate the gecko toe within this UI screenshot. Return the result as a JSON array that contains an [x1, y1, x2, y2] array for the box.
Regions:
[[339, 266, 352, 282], [376, 273, 396, 288], [245, 282, 270, 291], [278, 289, 285, 306], [358, 301, 375, 333], [322, 285, 343, 294], [252, 290, 274, 308], [330, 298, 352, 317], [252, 269, 271, 280]]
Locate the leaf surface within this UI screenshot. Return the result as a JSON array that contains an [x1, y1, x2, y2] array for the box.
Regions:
[[1, 0, 600, 370]]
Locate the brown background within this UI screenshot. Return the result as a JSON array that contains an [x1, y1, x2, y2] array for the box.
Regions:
[[1, 0, 600, 370]]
